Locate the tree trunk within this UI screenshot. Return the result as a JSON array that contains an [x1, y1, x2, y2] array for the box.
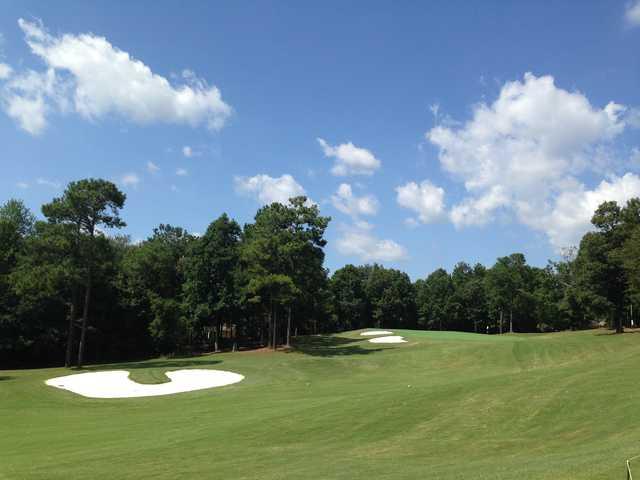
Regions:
[[616, 312, 624, 334], [77, 269, 92, 368], [231, 322, 237, 352], [272, 306, 278, 350], [509, 309, 513, 334], [214, 320, 220, 352], [267, 303, 273, 349], [286, 307, 292, 347], [64, 288, 78, 368], [499, 310, 503, 335]]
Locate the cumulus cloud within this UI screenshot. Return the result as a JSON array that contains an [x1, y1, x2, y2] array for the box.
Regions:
[[2, 68, 69, 135], [395, 180, 446, 224], [317, 138, 381, 176], [176, 167, 188, 176], [0, 63, 12, 79], [426, 72, 631, 249], [1, 18, 232, 134], [121, 173, 140, 187], [146, 161, 160, 173], [528, 173, 640, 248], [234, 174, 310, 205], [449, 186, 509, 228], [16, 182, 29, 189], [331, 183, 379, 218], [626, 1, 640, 26], [335, 222, 408, 262]]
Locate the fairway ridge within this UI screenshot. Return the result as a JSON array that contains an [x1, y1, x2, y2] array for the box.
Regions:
[[45, 369, 244, 398]]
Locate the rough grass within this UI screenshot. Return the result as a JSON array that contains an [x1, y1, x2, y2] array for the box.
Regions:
[[2, 329, 640, 479]]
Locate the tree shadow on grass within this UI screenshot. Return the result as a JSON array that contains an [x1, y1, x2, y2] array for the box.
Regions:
[[0, 376, 13, 381], [594, 329, 640, 336], [72, 357, 223, 372], [289, 335, 384, 357]]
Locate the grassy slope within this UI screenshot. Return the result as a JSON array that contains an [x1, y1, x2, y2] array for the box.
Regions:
[[2, 329, 640, 479]]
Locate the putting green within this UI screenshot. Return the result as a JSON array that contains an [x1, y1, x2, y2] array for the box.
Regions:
[[2, 329, 640, 479]]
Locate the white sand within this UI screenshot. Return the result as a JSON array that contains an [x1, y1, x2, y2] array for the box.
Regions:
[[368, 335, 407, 344], [45, 369, 244, 399], [360, 330, 394, 336]]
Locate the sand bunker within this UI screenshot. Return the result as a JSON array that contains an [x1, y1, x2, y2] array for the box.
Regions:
[[45, 369, 244, 399], [368, 335, 407, 344], [360, 330, 394, 336]]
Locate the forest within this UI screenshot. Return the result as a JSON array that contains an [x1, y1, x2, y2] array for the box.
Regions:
[[2, 178, 640, 367]]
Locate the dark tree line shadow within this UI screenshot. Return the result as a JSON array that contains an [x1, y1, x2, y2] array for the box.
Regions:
[[290, 335, 384, 357], [74, 358, 222, 372], [594, 329, 640, 336], [62, 335, 387, 370]]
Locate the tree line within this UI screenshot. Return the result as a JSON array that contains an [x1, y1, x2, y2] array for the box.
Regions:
[[1, 179, 639, 367]]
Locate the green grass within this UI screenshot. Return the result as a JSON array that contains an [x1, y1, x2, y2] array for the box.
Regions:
[[2, 329, 640, 479]]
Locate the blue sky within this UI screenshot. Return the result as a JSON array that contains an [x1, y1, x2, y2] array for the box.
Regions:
[[1, 1, 640, 279]]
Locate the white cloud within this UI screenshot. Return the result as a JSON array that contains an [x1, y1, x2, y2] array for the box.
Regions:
[[317, 138, 381, 176], [36, 177, 60, 188], [430, 103, 440, 118], [527, 173, 640, 249], [16, 182, 29, 189], [2, 68, 68, 135], [449, 186, 509, 228], [625, 1, 640, 26], [331, 183, 379, 217], [176, 167, 188, 176], [404, 217, 420, 228], [627, 108, 640, 128], [395, 180, 446, 224], [335, 222, 408, 262], [146, 161, 160, 173], [426, 72, 630, 249], [234, 174, 310, 205], [182, 145, 194, 157], [2, 19, 232, 134], [0, 63, 12, 79], [121, 173, 140, 187], [428, 73, 624, 194]]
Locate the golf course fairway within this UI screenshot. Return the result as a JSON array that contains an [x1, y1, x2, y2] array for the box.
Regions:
[[2, 329, 640, 479]]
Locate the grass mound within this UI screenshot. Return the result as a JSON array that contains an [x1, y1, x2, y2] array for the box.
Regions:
[[2, 329, 640, 479]]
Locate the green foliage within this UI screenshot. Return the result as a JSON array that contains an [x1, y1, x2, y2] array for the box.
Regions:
[[328, 264, 369, 330], [241, 197, 330, 346], [365, 265, 415, 329], [183, 215, 241, 323], [0, 200, 37, 356], [42, 178, 126, 233], [416, 268, 452, 330], [148, 296, 186, 354], [572, 199, 640, 332], [118, 225, 193, 353], [5, 177, 640, 365]]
